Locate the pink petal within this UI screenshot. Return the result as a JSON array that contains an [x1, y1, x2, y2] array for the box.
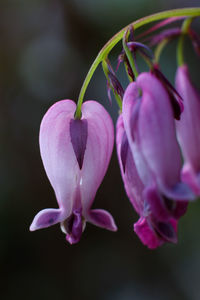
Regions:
[[80, 101, 114, 216], [134, 217, 164, 249], [122, 81, 153, 186], [136, 73, 181, 187], [176, 65, 200, 194], [39, 100, 79, 213], [134, 216, 178, 249], [30, 208, 65, 231], [181, 164, 200, 195], [116, 115, 144, 215], [87, 209, 117, 231], [123, 73, 194, 201], [30, 100, 80, 232], [117, 116, 185, 248], [30, 99, 116, 236]]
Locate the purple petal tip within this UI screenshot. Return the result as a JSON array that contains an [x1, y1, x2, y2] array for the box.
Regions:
[[62, 209, 83, 245], [70, 118, 88, 169], [30, 208, 63, 231], [134, 217, 163, 249], [88, 209, 117, 232]]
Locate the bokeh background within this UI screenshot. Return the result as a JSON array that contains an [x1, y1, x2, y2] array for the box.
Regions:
[[1, 1, 200, 299]]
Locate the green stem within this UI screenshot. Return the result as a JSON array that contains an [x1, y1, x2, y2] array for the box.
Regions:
[[154, 38, 170, 64], [177, 17, 193, 66], [74, 7, 200, 119], [122, 27, 139, 79]]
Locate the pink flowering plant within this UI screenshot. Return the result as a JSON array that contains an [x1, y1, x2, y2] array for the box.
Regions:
[[30, 8, 200, 249]]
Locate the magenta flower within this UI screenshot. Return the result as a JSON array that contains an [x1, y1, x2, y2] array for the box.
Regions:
[[175, 65, 200, 195], [122, 72, 194, 203], [116, 115, 188, 249], [30, 100, 117, 244]]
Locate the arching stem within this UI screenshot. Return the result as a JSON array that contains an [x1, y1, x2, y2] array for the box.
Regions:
[[177, 17, 194, 66], [74, 8, 200, 119], [154, 38, 170, 63]]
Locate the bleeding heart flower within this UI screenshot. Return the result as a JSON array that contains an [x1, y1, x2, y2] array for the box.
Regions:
[[122, 72, 194, 203], [176, 65, 200, 195], [30, 100, 117, 244], [116, 114, 188, 249]]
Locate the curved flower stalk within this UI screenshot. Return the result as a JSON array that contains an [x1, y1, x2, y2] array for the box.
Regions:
[[75, 8, 200, 119], [30, 8, 200, 248], [122, 72, 194, 203], [175, 65, 200, 195], [30, 100, 117, 244], [116, 115, 188, 249]]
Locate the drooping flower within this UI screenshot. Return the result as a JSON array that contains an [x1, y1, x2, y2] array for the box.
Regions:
[[30, 100, 117, 244], [122, 72, 194, 203], [116, 115, 188, 249], [175, 65, 200, 195]]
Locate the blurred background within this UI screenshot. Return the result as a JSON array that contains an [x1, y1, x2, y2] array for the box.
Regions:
[[1, 0, 200, 299]]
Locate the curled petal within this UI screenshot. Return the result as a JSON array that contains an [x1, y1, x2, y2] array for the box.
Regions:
[[134, 216, 177, 249], [134, 217, 164, 249], [87, 209, 117, 231], [30, 208, 65, 231]]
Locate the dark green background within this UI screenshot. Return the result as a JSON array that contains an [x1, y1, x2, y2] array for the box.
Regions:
[[1, 1, 200, 299]]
